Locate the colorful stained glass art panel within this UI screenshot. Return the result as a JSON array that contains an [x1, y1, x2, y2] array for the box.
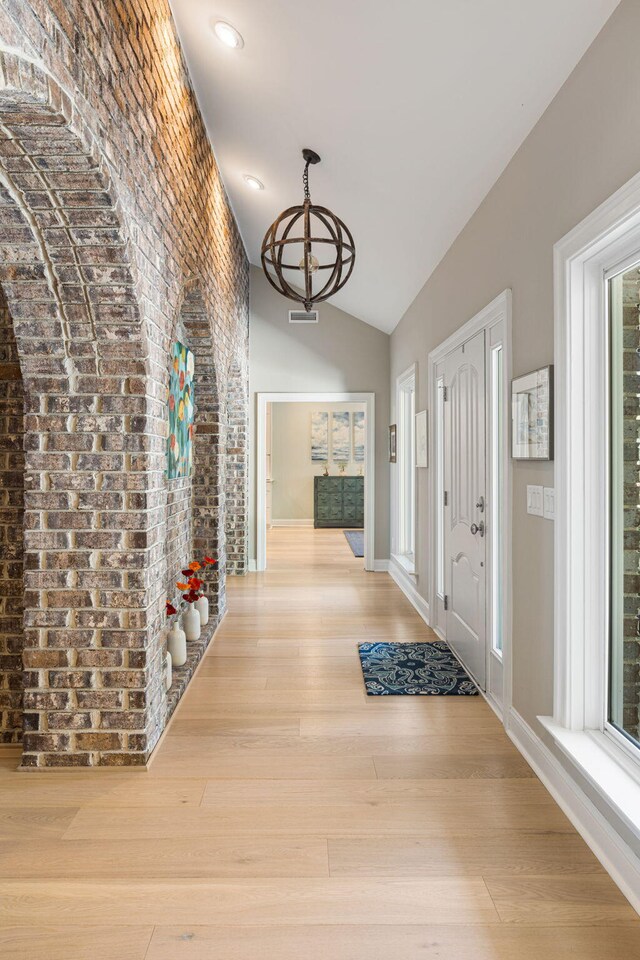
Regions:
[[167, 341, 195, 479]]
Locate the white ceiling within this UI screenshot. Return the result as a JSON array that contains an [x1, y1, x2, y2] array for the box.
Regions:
[[170, 0, 619, 333]]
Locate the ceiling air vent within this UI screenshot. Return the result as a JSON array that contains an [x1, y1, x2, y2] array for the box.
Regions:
[[289, 308, 319, 324]]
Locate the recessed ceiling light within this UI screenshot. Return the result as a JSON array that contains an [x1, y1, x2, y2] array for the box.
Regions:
[[213, 20, 244, 49], [243, 175, 264, 191]]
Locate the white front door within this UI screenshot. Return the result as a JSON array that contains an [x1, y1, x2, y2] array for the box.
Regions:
[[443, 329, 487, 688]]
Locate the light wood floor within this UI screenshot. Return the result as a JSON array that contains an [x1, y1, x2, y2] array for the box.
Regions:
[[0, 527, 638, 959]]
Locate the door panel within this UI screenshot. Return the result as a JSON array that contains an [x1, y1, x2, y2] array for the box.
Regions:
[[444, 330, 486, 688], [451, 552, 481, 637]]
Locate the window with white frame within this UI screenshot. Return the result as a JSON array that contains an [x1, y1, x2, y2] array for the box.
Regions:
[[396, 364, 416, 571], [490, 344, 504, 658], [545, 173, 640, 833], [436, 376, 445, 598]]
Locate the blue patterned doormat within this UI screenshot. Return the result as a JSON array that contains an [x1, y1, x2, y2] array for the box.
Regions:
[[358, 641, 479, 696], [344, 530, 364, 557]]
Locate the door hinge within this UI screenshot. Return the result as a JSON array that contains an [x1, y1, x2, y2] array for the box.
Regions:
[[442, 386, 448, 401], [443, 490, 448, 506], [443, 594, 449, 611]]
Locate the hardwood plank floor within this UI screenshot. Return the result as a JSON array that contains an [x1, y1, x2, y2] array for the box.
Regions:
[[0, 527, 638, 960]]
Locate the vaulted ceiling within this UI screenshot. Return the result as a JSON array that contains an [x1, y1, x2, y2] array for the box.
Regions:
[[171, 0, 619, 332]]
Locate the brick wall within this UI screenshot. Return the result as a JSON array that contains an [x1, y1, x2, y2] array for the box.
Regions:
[[0, 286, 24, 742], [0, 0, 249, 766], [225, 360, 248, 576]]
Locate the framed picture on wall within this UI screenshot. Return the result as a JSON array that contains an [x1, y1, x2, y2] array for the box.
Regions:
[[415, 410, 428, 468], [310, 411, 329, 461], [511, 365, 554, 460], [167, 341, 195, 479], [389, 424, 397, 463], [332, 411, 350, 461], [352, 411, 365, 463]]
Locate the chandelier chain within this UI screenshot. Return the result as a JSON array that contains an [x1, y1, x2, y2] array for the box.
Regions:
[[303, 161, 311, 201]]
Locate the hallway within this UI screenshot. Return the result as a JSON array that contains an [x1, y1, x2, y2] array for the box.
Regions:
[[0, 528, 637, 959]]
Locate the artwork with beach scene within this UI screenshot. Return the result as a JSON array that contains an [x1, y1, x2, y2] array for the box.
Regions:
[[311, 411, 329, 461], [353, 411, 365, 462], [332, 411, 350, 461]]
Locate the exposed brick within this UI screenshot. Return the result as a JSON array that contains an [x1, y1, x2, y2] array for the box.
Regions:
[[0, 1, 249, 768], [75, 731, 122, 751]]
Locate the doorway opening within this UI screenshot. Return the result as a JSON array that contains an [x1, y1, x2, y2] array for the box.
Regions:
[[256, 392, 375, 571], [428, 292, 512, 717]]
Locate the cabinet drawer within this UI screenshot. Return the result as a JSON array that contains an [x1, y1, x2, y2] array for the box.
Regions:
[[316, 494, 343, 519]]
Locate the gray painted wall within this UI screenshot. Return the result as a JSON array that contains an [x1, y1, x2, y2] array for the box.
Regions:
[[271, 402, 366, 522], [390, 0, 640, 857], [249, 266, 390, 560]]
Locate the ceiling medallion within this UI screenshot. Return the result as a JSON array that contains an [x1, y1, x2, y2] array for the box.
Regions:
[[260, 149, 356, 312]]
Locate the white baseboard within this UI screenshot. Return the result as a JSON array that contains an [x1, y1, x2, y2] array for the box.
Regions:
[[372, 559, 390, 572], [507, 707, 640, 915], [270, 519, 314, 527], [388, 557, 430, 625], [247, 559, 257, 572]]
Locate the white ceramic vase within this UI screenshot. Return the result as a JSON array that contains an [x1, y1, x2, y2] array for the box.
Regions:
[[167, 623, 187, 666], [183, 605, 201, 642], [195, 595, 209, 627], [165, 651, 172, 690]]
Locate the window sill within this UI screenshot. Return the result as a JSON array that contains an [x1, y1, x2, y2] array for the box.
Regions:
[[538, 715, 640, 842], [391, 553, 417, 578]]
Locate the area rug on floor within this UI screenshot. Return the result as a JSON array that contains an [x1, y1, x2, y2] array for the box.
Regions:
[[344, 529, 364, 557], [358, 641, 479, 695]]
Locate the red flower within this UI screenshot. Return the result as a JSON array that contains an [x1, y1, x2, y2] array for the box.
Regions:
[[181, 569, 193, 578], [176, 581, 189, 590], [203, 556, 217, 565], [182, 589, 201, 604], [166, 602, 177, 616], [188, 577, 203, 590], [189, 561, 202, 572]]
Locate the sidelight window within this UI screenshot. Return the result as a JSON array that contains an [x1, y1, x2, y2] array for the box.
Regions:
[[396, 364, 417, 570]]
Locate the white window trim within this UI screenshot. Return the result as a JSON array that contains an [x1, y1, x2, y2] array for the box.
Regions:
[[489, 341, 505, 662], [435, 375, 445, 600], [542, 168, 640, 842], [393, 363, 417, 575]]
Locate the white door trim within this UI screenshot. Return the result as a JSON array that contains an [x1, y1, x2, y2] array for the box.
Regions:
[[427, 290, 513, 717], [256, 392, 376, 571]]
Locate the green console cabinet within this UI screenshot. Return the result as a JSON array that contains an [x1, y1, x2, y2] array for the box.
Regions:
[[314, 476, 364, 528]]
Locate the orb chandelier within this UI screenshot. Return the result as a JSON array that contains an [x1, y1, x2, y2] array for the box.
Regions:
[[261, 149, 356, 313]]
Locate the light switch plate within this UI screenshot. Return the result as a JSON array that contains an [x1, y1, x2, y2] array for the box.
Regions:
[[543, 487, 555, 520], [527, 484, 544, 517]]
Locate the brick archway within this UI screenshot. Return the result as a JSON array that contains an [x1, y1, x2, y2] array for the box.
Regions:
[[225, 358, 248, 575], [169, 282, 224, 616], [0, 54, 155, 766]]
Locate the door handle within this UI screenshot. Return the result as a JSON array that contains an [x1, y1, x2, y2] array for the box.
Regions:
[[470, 521, 485, 537]]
